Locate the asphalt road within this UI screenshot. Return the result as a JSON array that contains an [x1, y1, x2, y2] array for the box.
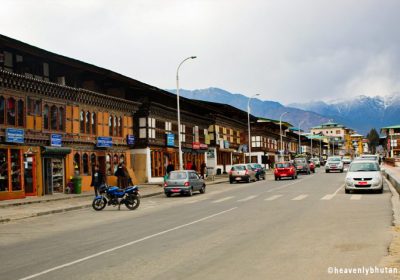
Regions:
[[0, 168, 395, 280]]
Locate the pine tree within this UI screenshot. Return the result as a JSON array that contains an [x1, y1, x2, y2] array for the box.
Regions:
[[367, 128, 380, 154]]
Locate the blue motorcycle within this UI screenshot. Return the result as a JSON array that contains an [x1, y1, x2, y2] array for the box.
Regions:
[[92, 184, 140, 211]]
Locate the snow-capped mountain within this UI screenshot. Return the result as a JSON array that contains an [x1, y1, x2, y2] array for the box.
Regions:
[[289, 93, 400, 135], [167, 87, 330, 131]]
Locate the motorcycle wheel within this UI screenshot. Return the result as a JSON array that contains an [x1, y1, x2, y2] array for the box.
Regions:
[[125, 195, 140, 210], [92, 197, 107, 211]]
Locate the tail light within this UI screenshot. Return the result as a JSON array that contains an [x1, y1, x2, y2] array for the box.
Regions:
[[229, 170, 232, 175], [164, 182, 168, 187], [245, 169, 249, 175], [184, 182, 190, 187]]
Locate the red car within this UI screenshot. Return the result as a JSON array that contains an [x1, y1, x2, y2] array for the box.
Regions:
[[309, 161, 315, 173], [274, 162, 297, 180]]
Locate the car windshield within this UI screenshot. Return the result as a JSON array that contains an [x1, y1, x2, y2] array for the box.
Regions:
[[349, 162, 380, 172], [252, 164, 262, 168], [232, 165, 246, 171], [328, 158, 341, 162], [169, 172, 188, 180], [276, 163, 290, 168], [294, 159, 305, 164]]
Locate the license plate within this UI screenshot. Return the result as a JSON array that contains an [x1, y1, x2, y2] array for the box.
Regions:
[[297, 166, 302, 169], [331, 166, 337, 169], [281, 174, 287, 176], [172, 188, 181, 192], [235, 177, 241, 180], [358, 181, 367, 185]]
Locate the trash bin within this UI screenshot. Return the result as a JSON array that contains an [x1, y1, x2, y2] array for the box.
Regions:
[[72, 176, 82, 194]]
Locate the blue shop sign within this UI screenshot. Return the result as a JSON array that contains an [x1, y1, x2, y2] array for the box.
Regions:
[[224, 140, 230, 149], [127, 135, 135, 145], [166, 133, 175, 147], [97, 137, 113, 148], [5, 128, 24, 144], [50, 134, 62, 147]]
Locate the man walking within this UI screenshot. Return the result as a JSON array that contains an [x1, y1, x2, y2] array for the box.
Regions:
[[91, 164, 105, 196]]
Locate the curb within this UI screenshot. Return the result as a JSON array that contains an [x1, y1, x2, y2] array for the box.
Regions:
[[383, 169, 400, 226]]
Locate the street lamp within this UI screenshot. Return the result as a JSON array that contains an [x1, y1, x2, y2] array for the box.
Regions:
[[298, 120, 305, 154], [247, 93, 260, 163], [176, 56, 196, 170], [279, 111, 289, 160]]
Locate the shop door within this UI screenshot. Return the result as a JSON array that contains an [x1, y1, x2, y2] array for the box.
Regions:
[[98, 156, 106, 177], [24, 154, 36, 196], [43, 158, 65, 194]]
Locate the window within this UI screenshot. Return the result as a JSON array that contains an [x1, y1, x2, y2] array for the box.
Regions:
[[59, 107, 64, 131], [0, 96, 4, 124], [148, 117, 155, 139], [180, 124, 186, 142], [252, 136, 261, 148], [113, 116, 117, 136], [118, 117, 123, 137], [80, 111, 85, 133], [106, 154, 112, 176], [11, 149, 21, 191], [165, 121, 172, 132], [82, 153, 89, 175], [109, 116, 113, 136], [90, 153, 97, 172], [85, 112, 90, 134], [43, 105, 49, 129], [17, 100, 24, 127], [7, 98, 16, 126], [139, 117, 146, 139], [91, 112, 96, 135], [74, 153, 80, 175], [51, 105, 58, 130]]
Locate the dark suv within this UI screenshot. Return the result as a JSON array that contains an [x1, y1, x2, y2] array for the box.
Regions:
[[294, 158, 310, 174], [249, 163, 266, 180]]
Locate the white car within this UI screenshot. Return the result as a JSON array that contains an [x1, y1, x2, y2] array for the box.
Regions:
[[358, 154, 379, 163], [345, 160, 383, 194], [342, 156, 352, 164], [325, 157, 344, 173]]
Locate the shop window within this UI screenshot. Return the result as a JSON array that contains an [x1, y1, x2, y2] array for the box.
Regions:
[[90, 153, 97, 173], [91, 112, 96, 135], [0, 96, 4, 124], [113, 154, 119, 174], [120, 154, 125, 163], [0, 149, 8, 192], [74, 153, 80, 175], [17, 99, 24, 127], [7, 98, 16, 126], [51, 105, 58, 130], [106, 154, 112, 176], [43, 105, 49, 129], [59, 107, 64, 131], [11, 149, 21, 191], [83, 153, 89, 175]]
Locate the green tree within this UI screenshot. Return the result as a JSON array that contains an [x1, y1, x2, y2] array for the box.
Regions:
[[367, 128, 380, 154]]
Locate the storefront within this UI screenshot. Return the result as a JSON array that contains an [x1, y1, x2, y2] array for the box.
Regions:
[[41, 146, 71, 195]]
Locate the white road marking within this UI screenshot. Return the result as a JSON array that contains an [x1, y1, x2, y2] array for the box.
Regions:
[[321, 194, 334, 200], [292, 194, 308, 201], [17, 207, 238, 280], [184, 197, 209, 204], [350, 195, 362, 200], [265, 195, 283, 201], [212, 196, 235, 203], [237, 195, 257, 202]]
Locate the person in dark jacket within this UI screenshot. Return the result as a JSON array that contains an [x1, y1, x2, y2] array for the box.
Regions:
[[91, 164, 105, 196], [115, 163, 129, 189]]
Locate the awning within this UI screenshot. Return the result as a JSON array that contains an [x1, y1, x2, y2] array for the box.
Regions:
[[41, 146, 72, 156]]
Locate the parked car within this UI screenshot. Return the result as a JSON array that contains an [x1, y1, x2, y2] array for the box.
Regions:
[[310, 157, 321, 167], [345, 160, 383, 193], [309, 161, 315, 173], [164, 170, 206, 197], [229, 164, 257, 184], [294, 158, 310, 174], [274, 162, 297, 180], [342, 156, 352, 164], [249, 163, 266, 180], [325, 156, 344, 173]]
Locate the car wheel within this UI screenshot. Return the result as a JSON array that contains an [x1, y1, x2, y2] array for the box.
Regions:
[[187, 188, 193, 196], [326, 170, 329, 173], [165, 192, 171, 197], [295, 175, 298, 179], [340, 169, 344, 173], [313, 170, 315, 173], [275, 177, 278, 181], [256, 175, 260, 181], [230, 179, 234, 184], [292, 176, 295, 180], [199, 185, 206, 194], [247, 177, 251, 183], [307, 170, 310, 175], [263, 175, 266, 180], [345, 189, 350, 194]]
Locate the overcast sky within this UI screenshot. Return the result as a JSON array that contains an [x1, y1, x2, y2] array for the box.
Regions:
[[2, 0, 400, 104]]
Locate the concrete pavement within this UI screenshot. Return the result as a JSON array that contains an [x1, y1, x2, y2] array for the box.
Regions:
[[0, 175, 233, 223]]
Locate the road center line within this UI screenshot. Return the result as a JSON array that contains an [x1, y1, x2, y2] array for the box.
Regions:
[[265, 195, 283, 201], [17, 207, 238, 280], [292, 194, 308, 200], [350, 195, 362, 200], [321, 194, 334, 200], [237, 195, 257, 202], [212, 196, 235, 203]]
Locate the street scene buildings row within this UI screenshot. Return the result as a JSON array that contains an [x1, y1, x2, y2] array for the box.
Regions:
[[0, 34, 366, 200]]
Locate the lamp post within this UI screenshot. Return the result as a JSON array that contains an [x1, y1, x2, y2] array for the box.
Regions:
[[176, 56, 196, 170], [279, 112, 289, 161], [298, 120, 305, 154], [247, 93, 260, 163]]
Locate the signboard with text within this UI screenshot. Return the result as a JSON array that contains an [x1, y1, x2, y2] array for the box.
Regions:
[[166, 133, 175, 147], [97, 137, 113, 148], [127, 135, 135, 146], [50, 134, 62, 147], [5, 128, 24, 144]]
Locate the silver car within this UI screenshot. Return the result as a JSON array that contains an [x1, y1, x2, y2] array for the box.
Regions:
[[229, 164, 257, 184], [325, 156, 344, 173], [164, 170, 206, 197], [345, 160, 383, 193]]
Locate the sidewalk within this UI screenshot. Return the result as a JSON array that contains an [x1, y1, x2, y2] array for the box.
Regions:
[[0, 175, 229, 223]]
